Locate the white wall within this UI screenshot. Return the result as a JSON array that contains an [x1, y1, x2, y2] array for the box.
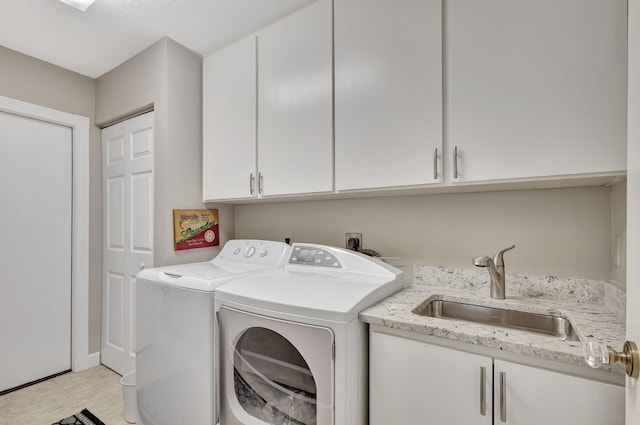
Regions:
[[95, 38, 233, 355], [162, 40, 235, 264], [236, 186, 616, 280], [96, 38, 234, 269]]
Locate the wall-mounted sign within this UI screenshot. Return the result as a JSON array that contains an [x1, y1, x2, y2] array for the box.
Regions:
[[173, 209, 219, 251]]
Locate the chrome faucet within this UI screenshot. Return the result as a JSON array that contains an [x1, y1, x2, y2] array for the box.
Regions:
[[473, 245, 516, 299]]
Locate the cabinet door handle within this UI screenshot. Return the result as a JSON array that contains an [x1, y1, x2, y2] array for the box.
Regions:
[[480, 366, 486, 416], [249, 173, 255, 195], [433, 147, 438, 180], [453, 145, 459, 179], [258, 172, 263, 195], [500, 371, 507, 422]]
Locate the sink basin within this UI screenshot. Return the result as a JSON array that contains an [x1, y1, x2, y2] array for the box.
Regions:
[[413, 299, 580, 341]]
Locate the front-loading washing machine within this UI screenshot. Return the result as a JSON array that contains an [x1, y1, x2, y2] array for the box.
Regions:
[[214, 243, 404, 425], [135, 239, 290, 425]]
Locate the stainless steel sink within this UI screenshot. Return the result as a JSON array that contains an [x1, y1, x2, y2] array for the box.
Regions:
[[413, 299, 580, 341]]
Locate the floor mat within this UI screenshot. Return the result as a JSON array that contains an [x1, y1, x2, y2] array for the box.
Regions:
[[51, 409, 106, 425]]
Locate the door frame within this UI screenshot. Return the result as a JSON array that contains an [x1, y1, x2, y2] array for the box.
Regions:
[[0, 95, 91, 371], [629, 0, 640, 422]]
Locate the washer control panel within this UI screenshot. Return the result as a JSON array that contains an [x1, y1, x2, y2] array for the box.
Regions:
[[244, 246, 256, 258], [217, 240, 290, 267], [289, 245, 342, 268]]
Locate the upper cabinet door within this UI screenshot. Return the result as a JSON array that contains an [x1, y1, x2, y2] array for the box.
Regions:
[[257, 0, 334, 197], [446, 0, 627, 183], [335, 0, 443, 191], [203, 35, 257, 201]]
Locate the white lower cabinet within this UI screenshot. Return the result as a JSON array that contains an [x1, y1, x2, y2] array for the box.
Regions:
[[370, 330, 624, 425], [493, 359, 623, 425], [371, 331, 492, 425]]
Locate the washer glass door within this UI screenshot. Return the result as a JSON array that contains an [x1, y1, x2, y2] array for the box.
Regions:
[[219, 306, 334, 425]]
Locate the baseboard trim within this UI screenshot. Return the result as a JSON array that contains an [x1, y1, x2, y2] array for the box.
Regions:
[[72, 351, 100, 372], [87, 352, 101, 368]]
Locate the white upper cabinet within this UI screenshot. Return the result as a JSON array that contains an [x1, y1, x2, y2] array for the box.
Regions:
[[204, 0, 627, 202], [203, 36, 257, 201], [446, 0, 627, 183], [203, 0, 333, 201], [257, 0, 334, 197], [335, 0, 443, 191]]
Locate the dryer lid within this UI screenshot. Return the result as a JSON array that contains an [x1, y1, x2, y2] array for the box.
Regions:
[[214, 266, 404, 322]]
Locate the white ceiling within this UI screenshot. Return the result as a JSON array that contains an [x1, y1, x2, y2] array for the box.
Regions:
[[0, 0, 315, 78]]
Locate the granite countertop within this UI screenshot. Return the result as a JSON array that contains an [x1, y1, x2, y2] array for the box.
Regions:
[[360, 265, 626, 375]]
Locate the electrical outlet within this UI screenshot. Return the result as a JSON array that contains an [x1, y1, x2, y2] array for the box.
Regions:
[[345, 233, 362, 250]]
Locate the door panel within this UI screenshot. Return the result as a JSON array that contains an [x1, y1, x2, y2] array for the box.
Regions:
[[131, 171, 153, 252], [107, 176, 125, 250], [101, 112, 154, 375], [0, 111, 72, 392], [106, 272, 124, 349]]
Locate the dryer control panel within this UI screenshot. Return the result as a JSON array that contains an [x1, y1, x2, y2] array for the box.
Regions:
[[289, 245, 342, 268]]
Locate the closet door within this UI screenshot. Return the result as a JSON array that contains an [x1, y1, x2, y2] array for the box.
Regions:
[[101, 112, 154, 375], [0, 111, 72, 392]]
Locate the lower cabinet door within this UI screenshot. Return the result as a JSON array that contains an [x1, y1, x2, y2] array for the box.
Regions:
[[494, 359, 624, 425], [370, 331, 492, 425]]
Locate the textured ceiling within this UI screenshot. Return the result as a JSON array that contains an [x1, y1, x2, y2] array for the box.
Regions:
[[0, 0, 315, 78]]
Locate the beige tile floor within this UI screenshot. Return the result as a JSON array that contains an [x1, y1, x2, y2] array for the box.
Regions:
[[0, 365, 130, 425]]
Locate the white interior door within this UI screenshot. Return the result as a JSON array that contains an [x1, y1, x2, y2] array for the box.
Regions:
[[0, 111, 72, 393], [101, 112, 154, 375], [627, 0, 640, 422]]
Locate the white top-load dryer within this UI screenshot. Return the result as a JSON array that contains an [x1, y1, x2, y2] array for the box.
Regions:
[[135, 239, 290, 425], [215, 243, 404, 425]]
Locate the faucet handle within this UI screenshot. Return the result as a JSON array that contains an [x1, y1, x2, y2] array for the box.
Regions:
[[493, 244, 515, 266]]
